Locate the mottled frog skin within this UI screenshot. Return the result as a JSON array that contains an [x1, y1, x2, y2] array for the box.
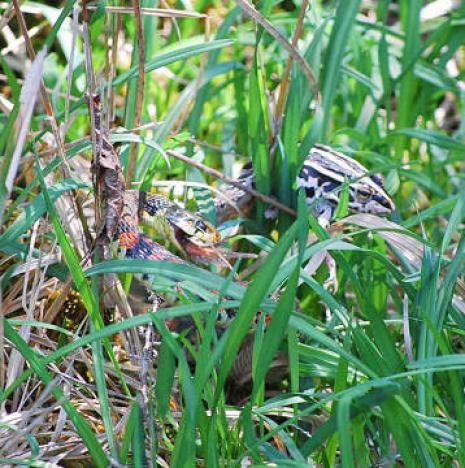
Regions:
[[297, 144, 394, 226]]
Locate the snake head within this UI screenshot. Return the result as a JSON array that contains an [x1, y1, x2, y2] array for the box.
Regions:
[[140, 192, 221, 257], [167, 210, 221, 245]]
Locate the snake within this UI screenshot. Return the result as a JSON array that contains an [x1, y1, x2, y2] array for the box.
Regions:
[[116, 145, 396, 299]]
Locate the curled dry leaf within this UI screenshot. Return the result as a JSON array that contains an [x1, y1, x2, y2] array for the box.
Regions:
[[337, 214, 465, 314], [87, 93, 125, 246], [337, 214, 424, 268]]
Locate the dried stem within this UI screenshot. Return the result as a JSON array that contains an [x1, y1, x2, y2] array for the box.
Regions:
[[236, 0, 320, 104], [109, 9, 121, 123], [166, 149, 297, 217], [81, 2, 100, 229], [126, 0, 145, 186], [272, 0, 309, 147]]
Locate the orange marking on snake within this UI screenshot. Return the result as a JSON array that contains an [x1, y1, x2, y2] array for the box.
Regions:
[[118, 231, 139, 249]]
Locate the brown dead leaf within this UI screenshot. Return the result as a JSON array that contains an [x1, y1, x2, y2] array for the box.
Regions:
[[86, 93, 125, 246]]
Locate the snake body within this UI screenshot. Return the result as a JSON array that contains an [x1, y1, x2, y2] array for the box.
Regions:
[[87, 94, 396, 397], [117, 192, 186, 264]]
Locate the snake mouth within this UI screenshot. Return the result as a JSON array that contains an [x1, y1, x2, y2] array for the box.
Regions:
[[184, 242, 220, 262], [173, 225, 223, 264]]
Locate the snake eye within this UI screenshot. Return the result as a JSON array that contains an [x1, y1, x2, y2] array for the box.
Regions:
[[195, 220, 207, 231]]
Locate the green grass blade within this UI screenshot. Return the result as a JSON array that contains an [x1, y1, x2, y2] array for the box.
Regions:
[[318, 0, 362, 138], [213, 221, 299, 406]]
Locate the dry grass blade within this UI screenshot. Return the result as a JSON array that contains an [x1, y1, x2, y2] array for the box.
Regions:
[[87, 5, 208, 19], [337, 214, 424, 266], [11, 0, 69, 172], [1, 47, 46, 228]]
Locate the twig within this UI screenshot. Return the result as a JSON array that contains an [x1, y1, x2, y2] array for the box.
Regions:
[[166, 149, 297, 217], [126, 0, 145, 186], [187, 137, 246, 158], [272, 0, 308, 149], [81, 2, 100, 229], [236, 0, 320, 104]]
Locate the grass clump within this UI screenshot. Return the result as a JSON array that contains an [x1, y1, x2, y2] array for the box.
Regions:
[[1, 1, 465, 466]]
